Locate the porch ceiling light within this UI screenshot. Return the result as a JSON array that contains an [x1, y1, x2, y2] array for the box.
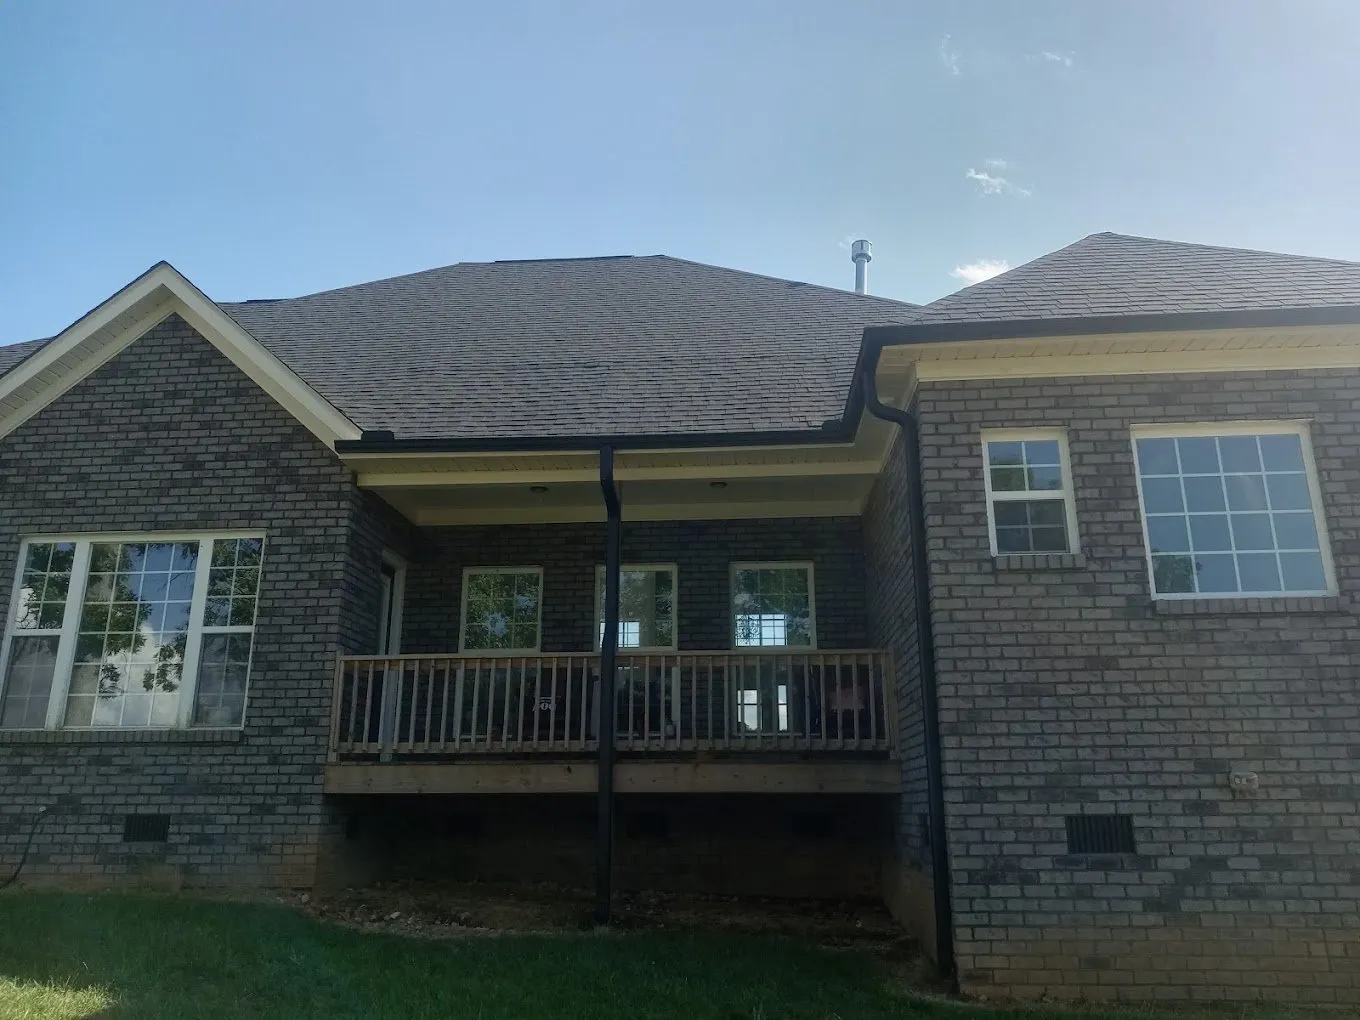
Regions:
[[529, 485, 549, 494], [709, 480, 728, 489]]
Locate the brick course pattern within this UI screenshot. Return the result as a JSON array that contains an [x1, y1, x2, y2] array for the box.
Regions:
[[862, 430, 938, 955], [0, 316, 367, 887], [403, 518, 868, 653], [919, 372, 1360, 1004]]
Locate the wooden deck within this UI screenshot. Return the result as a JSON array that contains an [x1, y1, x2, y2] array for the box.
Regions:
[[325, 759, 901, 795], [327, 649, 896, 793]]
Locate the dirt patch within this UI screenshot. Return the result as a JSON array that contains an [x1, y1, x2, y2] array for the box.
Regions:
[[282, 880, 912, 949]]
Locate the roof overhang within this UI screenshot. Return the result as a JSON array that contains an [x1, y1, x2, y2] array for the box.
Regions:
[[0, 262, 361, 449], [867, 306, 1360, 390]]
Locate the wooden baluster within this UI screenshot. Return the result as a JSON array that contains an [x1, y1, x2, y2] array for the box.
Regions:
[[643, 655, 652, 751], [344, 659, 359, 749], [866, 653, 877, 751], [422, 660, 434, 751], [784, 652, 793, 746], [723, 655, 732, 751], [438, 661, 450, 752], [705, 656, 714, 751], [826, 655, 837, 750], [555, 656, 566, 750], [582, 656, 594, 750], [626, 657, 635, 752], [794, 655, 805, 750], [469, 660, 482, 751], [532, 657, 544, 750], [817, 653, 828, 750], [848, 655, 859, 750], [516, 657, 527, 750], [752, 657, 762, 751], [361, 661, 376, 752], [399, 662, 413, 750], [687, 655, 696, 750]]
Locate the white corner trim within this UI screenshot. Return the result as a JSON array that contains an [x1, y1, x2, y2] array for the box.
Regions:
[[0, 262, 361, 449]]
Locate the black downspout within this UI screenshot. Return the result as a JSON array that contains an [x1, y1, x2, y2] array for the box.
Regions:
[[595, 444, 622, 924], [861, 357, 957, 986]]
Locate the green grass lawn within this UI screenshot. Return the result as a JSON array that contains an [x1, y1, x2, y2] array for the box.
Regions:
[[0, 892, 1327, 1020]]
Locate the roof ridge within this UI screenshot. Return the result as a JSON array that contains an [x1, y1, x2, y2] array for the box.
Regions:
[[920, 235, 1097, 309], [224, 253, 920, 311], [653, 255, 919, 310], [1093, 231, 1360, 268]]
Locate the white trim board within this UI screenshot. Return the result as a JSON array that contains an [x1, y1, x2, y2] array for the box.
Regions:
[[0, 263, 361, 449]]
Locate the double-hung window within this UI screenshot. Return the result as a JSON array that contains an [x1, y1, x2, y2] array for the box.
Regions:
[[731, 563, 815, 648], [0, 534, 264, 730], [730, 563, 815, 734], [459, 567, 543, 652], [1132, 423, 1334, 598], [595, 565, 676, 651], [981, 430, 1079, 555]]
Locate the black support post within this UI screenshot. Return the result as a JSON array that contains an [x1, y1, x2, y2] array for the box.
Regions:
[[595, 444, 622, 925]]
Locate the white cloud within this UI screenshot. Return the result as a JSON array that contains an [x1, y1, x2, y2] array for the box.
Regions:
[[965, 167, 1031, 198], [951, 260, 1011, 285], [938, 35, 961, 76], [1039, 49, 1074, 68]]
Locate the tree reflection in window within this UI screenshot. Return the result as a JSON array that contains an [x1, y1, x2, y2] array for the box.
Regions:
[[462, 569, 542, 651], [66, 542, 199, 728], [733, 565, 813, 647], [0, 542, 76, 728]]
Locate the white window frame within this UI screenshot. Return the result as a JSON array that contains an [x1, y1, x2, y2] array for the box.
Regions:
[[1130, 420, 1337, 601], [458, 566, 544, 654], [378, 550, 407, 655], [594, 563, 678, 653], [981, 428, 1080, 556], [729, 561, 818, 650], [0, 532, 264, 731]]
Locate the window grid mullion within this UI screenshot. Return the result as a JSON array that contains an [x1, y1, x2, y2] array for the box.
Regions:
[[1258, 436, 1287, 592], [176, 538, 215, 728], [44, 541, 92, 730]]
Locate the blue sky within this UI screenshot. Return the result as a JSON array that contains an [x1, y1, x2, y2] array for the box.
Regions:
[[3, 0, 1360, 344]]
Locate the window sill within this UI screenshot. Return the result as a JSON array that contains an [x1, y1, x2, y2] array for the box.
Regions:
[[1152, 595, 1345, 616], [992, 553, 1087, 571], [0, 727, 244, 745]]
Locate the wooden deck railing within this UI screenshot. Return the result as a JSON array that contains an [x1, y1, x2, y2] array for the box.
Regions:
[[329, 650, 894, 759]]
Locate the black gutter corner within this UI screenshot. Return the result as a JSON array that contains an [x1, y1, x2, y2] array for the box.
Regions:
[[595, 445, 622, 925], [860, 345, 957, 987]]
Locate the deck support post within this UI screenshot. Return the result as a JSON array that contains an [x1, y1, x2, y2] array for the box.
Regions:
[[595, 444, 622, 925]]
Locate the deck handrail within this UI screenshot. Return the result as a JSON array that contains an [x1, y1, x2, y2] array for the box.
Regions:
[[328, 649, 894, 760]]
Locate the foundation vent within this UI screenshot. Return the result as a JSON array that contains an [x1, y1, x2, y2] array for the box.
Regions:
[[122, 815, 170, 843], [1065, 814, 1136, 855]]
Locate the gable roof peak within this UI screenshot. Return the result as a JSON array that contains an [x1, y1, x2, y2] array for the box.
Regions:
[[917, 231, 1360, 325]]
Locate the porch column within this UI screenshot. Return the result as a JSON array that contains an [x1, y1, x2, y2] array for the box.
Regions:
[[595, 444, 622, 924]]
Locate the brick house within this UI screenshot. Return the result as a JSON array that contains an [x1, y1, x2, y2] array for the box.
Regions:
[[0, 233, 1357, 1003]]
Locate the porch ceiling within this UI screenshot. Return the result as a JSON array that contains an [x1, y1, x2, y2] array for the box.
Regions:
[[372, 471, 878, 525], [346, 410, 904, 525]]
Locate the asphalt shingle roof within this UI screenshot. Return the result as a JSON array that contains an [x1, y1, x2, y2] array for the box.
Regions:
[[7, 233, 1360, 441], [0, 338, 48, 377], [221, 256, 917, 439], [916, 232, 1360, 324]]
